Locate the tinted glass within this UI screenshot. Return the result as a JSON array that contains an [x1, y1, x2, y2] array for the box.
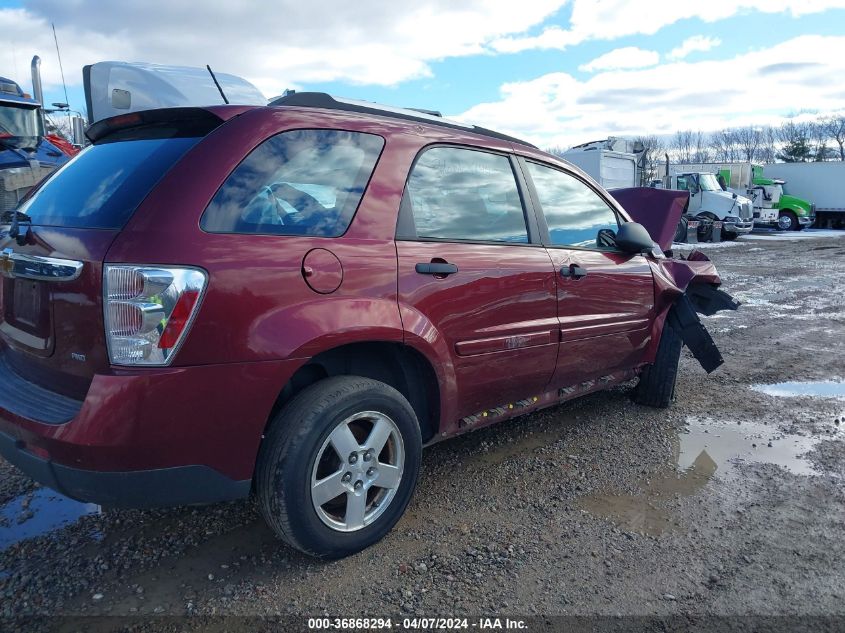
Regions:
[[403, 147, 528, 243], [15, 137, 200, 229], [0, 104, 43, 138], [201, 129, 384, 237], [527, 162, 620, 249]]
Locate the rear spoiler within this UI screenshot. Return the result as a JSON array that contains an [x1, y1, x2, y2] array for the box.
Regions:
[[85, 107, 226, 143]]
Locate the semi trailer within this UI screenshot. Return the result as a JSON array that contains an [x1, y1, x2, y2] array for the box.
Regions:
[[764, 162, 844, 229]]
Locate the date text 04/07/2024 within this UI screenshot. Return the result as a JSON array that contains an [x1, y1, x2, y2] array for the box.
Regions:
[[307, 618, 528, 630]]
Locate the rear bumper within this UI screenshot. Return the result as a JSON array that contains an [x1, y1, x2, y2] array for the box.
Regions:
[[0, 429, 249, 507], [0, 356, 303, 507]]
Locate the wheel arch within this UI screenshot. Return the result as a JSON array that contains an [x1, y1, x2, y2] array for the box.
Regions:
[[264, 341, 443, 445]]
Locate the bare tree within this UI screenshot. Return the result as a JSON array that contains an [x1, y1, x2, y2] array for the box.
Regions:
[[823, 115, 845, 161], [709, 129, 738, 162], [672, 130, 695, 163], [758, 126, 778, 164], [633, 134, 666, 185], [691, 131, 711, 163], [808, 121, 835, 161], [734, 126, 763, 162], [777, 119, 813, 162]]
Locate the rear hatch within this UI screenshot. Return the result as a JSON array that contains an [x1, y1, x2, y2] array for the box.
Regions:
[[0, 109, 223, 405]]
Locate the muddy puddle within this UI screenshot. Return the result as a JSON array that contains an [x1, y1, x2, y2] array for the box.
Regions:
[[0, 487, 99, 551], [578, 415, 842, 536], [752, 380, 845, 400]]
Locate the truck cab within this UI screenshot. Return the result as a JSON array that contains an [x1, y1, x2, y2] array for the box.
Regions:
[[710, 163, 814, 231], [745, 167, 813, 231], [664, 171, 754, 239], [0, 76, 70, 214]]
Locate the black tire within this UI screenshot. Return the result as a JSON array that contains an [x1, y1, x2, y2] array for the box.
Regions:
[[721, 231, 738, 241], [635, 320, 683, 408], [777, 210, 798, 231], [256, 376, 422, 559]]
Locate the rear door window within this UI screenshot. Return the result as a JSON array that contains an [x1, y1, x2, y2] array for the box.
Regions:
[[15, 137, 201, 229], [201, 129, 384, 237], [398, 146, 528, 243]]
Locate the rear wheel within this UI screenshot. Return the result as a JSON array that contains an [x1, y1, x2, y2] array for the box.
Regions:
[[256, 376, 422, 558], [777, 210, 799, 231], [635, 320, 683, 408]]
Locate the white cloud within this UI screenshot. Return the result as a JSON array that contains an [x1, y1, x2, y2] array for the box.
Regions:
[[490, 0, 845, 52], [668, 35, 721, 60], [1, 0, 566, 96], [452, 35, 845, 149], [579, 47, 659, 72]]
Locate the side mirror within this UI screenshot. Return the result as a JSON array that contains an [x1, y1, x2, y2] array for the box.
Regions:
[[615, 222, 655, 254]]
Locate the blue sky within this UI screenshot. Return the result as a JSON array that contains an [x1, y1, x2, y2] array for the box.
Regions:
[[2, 1, 845, 147], [310, 7, 845, 115]]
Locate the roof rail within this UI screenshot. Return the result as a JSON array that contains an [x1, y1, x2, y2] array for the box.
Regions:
[[269, 92, 536, 148]]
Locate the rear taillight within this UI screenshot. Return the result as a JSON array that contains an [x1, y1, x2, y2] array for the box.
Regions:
[[104, 265, 207, 366]]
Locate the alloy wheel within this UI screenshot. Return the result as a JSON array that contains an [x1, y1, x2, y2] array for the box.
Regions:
[[310, 411, 405, 532]]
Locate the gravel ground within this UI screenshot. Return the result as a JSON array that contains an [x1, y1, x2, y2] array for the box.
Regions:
[[1, 229, 844, 631]]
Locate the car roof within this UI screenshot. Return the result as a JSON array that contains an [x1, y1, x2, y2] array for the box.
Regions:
[[268, 92, 537, 149]]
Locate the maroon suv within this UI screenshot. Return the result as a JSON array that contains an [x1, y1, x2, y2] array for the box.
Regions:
[[0, 94, 736, 558]]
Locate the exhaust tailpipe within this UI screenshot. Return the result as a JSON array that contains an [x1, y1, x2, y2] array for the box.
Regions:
[[31, 56, 46, 130]]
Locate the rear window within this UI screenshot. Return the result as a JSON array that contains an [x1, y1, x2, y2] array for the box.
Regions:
[[16, 136, 200, 229], [200, 129, 384, 237]]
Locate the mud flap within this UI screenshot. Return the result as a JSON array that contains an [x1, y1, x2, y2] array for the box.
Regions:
[[668, 294, 725, 374]]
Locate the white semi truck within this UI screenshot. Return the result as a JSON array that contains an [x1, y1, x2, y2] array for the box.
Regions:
[[764, 162, 845, 229], [654, 163, 755, 240], [671, 162, 814, 231]]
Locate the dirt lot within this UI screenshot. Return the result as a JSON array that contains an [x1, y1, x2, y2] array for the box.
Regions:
[[1, 229, 844, 630]]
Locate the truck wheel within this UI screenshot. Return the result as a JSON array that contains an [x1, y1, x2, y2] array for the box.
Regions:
[[777, 211, 798, 231], [635, 319, 683, 408], [256, 376, 422, 559]]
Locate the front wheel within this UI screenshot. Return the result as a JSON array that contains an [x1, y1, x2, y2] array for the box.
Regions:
[[256, 376, 422, 558], [635, 320, 683, 408], [777, 211, 799, 231]]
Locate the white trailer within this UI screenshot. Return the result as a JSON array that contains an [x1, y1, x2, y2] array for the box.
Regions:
[[763, 162, 845, 229], [560, 138, 640, 190]]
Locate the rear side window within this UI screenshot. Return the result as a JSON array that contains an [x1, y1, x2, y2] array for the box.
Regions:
[[526, 161, 620, 250], [201, 129, 384, 237], [399, 146, 528, 243], [16, 137, 200, 229]]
